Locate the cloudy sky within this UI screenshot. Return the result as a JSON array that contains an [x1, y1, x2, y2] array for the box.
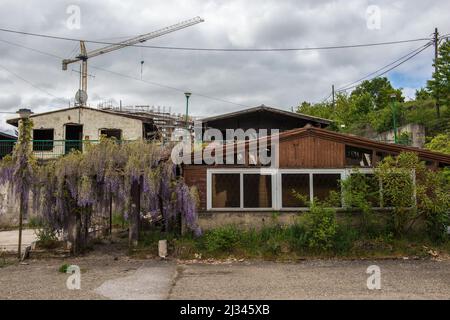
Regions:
[[0, 0, 449, 132]]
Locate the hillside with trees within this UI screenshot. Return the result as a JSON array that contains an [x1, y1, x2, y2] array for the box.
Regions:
[[297, 39, 450, 155]]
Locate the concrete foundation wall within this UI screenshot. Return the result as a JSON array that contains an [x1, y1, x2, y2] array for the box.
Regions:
[[196, 211, 301, 231]]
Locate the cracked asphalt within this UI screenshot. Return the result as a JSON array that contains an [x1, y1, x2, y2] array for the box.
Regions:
[[1, 250, 449, 299]]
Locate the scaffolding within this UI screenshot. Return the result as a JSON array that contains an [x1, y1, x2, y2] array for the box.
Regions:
[[97, 103, 193, 141]]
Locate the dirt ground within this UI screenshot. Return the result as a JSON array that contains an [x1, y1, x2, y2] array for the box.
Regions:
[[1, 242, 449, 300], [0, 229, 37, 253]]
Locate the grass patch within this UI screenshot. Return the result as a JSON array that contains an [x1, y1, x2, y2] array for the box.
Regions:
[[58, 263, 70, 273], [134, 223, 450, 261]]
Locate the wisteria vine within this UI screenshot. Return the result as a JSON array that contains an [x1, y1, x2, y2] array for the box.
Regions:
[[0, 136, 201, 238]]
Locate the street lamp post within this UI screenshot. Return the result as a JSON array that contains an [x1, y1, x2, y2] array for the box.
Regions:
[[184, 92, 191, 129], [16, 108, 33, 260], [390, 94, 398, 144]]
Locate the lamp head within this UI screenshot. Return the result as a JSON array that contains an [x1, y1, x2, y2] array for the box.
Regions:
[[17, 108, 33, 119]]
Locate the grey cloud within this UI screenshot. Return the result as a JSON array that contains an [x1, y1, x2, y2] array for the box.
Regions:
[[0, 0, 449, 132]]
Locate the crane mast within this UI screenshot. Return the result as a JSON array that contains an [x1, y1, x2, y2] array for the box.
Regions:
[[62, 16, 204, 105]]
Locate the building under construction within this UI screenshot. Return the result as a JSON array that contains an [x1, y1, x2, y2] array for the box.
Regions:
[[98, 103, 193, 141]]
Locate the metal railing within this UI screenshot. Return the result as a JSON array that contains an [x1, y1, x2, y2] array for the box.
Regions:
[[0, 140, 101, 160]]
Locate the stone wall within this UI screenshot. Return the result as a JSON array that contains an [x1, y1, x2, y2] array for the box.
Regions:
[[374, 123, 426, 148], [0, 183, 37, 228], [31, 108, 143, 141]]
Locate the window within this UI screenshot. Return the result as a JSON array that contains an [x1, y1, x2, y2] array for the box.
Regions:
[[33, 129, 54, 151], [313, 174, 341, 204], [282, 174, 309, 207], [207, 169, 396, 211], [211, 174, 240, 208], [244, 174, 272, 208], [346, 146, 373, 167], [100, 129, 122, 140]]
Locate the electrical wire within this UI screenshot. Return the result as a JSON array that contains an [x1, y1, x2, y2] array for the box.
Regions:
[[0, 63, 69, 103], [335, 41, 433, 92], [0, 38, 250, 108], [90, 65, 251, 108], [0, 27, 432, 52], [336, 42, 433, 93]]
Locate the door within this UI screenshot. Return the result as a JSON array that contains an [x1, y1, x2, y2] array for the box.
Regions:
[[65, 124, 83, 154]]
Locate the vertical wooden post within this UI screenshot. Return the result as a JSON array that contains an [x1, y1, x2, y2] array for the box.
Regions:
[[17, 199, 23, 259], [129, 177, 141, 247], [109, 193, 113, 236]]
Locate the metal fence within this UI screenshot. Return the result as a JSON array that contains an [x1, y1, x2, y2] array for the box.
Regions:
[[0, 140, 101, 160]]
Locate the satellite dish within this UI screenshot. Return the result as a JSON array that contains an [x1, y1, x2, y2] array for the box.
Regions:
[[75, 89, 88, 106]]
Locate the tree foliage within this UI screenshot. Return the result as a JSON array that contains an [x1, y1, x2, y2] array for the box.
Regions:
[[427, 39, 450, 109], [375, 152, 450, 240]]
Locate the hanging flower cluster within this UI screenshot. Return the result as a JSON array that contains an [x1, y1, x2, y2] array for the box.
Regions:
[[0, 118, 36, 217], [0, 137, 201, 236]]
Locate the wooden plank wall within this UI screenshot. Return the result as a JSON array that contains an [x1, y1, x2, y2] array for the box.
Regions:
[[183, 165, 208, 211], [279, 136, 345, 168]]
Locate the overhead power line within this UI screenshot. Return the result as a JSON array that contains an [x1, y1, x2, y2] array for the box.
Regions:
[[0, 37, 250, 108], [0, 27, 432, 52], [0, 63, 69, 103], [336, 41, 433, 92], [89, 65, 250, 108]]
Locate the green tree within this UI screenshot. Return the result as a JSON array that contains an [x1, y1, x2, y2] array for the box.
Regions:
[[351, 77, 404, 111], [427, 39, 450, 115], [415, 88, 431, 101], [425, 133, 450, 154]]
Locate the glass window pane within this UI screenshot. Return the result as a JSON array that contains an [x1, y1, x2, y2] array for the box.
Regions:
[[243, 174, 272, 208], [282, 174, 309, 207], [212, 174, 240, 208], [313, 174, 341, 204]]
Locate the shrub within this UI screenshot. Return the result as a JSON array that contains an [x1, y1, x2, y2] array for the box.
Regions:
[[27, 216, 43, 229], [204, 226, 241, 252], [341, 171, 378, 234], [376, 152, 450, 240], [303, 201, 338, 251], [333, 224, 359, 254], [35, 226, 59, 249], [58, 263, 70, 273]]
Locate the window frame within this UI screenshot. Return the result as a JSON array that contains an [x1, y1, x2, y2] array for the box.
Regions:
[[32, 128, 55, 152], [207, 168, 351, 211], [207, 168, 277, 211], [278, 169, 346, 211]]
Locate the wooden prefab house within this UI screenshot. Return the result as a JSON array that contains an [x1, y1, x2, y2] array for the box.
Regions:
[[182, 125, 450, 230]]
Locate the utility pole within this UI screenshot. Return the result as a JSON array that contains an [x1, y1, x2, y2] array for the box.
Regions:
[[184, 92, 191, 129], [434, 27, 440, 118], [390, 94, 398, 143], [332, 85, 335, 108]]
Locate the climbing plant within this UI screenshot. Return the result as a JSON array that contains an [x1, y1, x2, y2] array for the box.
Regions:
[[0, 118, 36, 218], [1, 137, 201, 253]]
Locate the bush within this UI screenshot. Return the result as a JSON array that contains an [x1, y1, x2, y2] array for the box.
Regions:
[[376, 152, 450, 240], [35, 226, 59, 249], [303, 201, 338, 251], [204, 226, 241, 252], [58, 263, 70, 273], [341, 171, 378, 234], [27, 216, 43, 229]]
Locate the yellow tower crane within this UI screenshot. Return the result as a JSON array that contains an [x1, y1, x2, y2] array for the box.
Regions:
[[62, 16, 204, 105]]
